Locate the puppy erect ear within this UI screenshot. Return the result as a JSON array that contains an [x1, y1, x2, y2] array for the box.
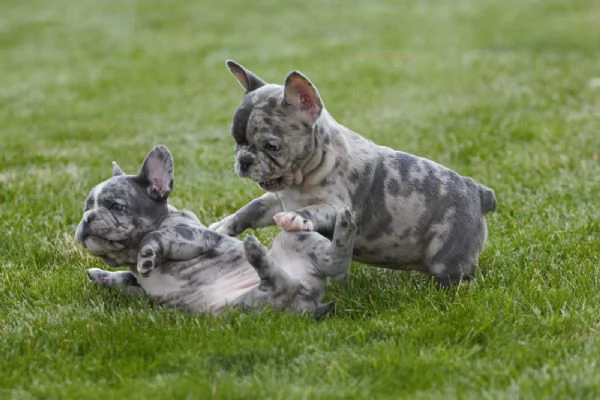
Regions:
[[283, 71, 323, 124], [112, 161, 124, 176], [226, 60, 266, 93], [138, 145, 174, 201]]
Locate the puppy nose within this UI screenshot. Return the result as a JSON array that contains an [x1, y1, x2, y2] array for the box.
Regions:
[[238, 155, 254, 172], [83, 211, 96, 224]]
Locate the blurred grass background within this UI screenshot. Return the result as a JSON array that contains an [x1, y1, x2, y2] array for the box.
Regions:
[[1, 0, 599, 398]]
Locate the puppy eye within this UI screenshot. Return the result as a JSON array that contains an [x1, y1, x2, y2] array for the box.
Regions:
[[264, 142, 280, 152], [110, 202, 126, 212]]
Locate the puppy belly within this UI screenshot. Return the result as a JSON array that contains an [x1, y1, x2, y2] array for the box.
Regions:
[[137, 263, 260, 313], [352, 236, 425, 270], [137, 271, 186, 298], [201, 270, 260, 311]]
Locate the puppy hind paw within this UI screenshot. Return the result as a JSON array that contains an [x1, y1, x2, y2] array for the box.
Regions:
[[137, 244, 157, 277], [273, 212, 314, 232], [137, 260, 155, 277], [243, 236, 268, 266], [336, 207, 356, 232]]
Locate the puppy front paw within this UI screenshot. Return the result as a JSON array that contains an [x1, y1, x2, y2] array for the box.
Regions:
[[137, 244, 158, 277], [87, 268, 110, 285], [273, 212, 314, 231]]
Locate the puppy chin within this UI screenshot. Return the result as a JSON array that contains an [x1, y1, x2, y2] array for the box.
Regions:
[[83, 236, 126, 254], [257, 177, 287, 192], [235, 162, 293, 191]]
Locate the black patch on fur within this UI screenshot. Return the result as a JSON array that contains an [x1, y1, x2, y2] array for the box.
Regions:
[[227, 253, 243, 264], [230, 198, 272, 234], [175, 225, 195, 240], [268, 97, 278, 109], [84, 196, 94, 211], [123, 272, 140, 287], [349, 169, 361, 184], [232, 99, 253, 145], [391, 152, 415, 186], [350, 163, 372, 204], [387, 178, 401, 197], [309, 252, 320, 267], [293, 209, 312, 223], [201, 249, 221, 259], [356, 160, 393, 240], [296, 233, 311, 242]]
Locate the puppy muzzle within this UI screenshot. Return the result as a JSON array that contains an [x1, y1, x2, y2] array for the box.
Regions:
[[237, 153, 255, 175], [75, 221, 91, 243]]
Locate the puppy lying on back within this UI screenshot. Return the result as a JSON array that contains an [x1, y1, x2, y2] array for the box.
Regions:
[[75, 145, 356, 317]]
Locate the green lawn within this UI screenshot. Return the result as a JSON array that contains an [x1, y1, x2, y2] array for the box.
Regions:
[[1, 0, 599, 398]]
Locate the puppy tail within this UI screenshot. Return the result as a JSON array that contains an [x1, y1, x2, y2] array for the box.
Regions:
[[479, 186, 497, 214]]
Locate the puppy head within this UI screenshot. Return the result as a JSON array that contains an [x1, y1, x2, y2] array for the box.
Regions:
[[226, 60, 325, 192], [75, 145, 174, 266]]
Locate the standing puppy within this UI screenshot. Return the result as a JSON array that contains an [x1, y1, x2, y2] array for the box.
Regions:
[[76, 145, 356, 316], [210, 61, 496, 286]]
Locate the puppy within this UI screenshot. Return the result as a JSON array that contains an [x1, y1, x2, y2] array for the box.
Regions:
[[75, 145, 356, 316], [210, 61, 496, 286]]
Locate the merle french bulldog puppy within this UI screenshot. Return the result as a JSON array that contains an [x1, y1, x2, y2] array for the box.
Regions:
[[209, 61, 496, 286], [75, 145, 356, 316]]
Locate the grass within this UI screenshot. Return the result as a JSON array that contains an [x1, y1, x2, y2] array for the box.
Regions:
[[1, 0, 599, 398]]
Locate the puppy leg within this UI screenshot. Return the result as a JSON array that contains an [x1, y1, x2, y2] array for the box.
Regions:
[[243, 236, 299, 310], [137, 238, 162, 277], [273, 212, 314, 231], [428, 262, 476, 287], [425, 216, 486, 286], [316, 207, 357, 282], [137, 226, 222, 276], [274, 203, 339, 233], [209, 193, 283, 236], [87, 268, 145, 295]]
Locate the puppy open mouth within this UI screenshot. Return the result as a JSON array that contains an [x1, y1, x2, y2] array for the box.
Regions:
[[258, 177, 285, 192]]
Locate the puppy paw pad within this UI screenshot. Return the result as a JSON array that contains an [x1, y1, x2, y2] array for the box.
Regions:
[[140, 245, 155, 257], [273, 212, 314, 231], [337, 208, 356, 231], [137, 257, 155, 277]]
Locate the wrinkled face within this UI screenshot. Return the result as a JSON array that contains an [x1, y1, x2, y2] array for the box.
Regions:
[[232, 85, 315, 191], [75, 177, 168, 266], [232, 85, 318, 192]]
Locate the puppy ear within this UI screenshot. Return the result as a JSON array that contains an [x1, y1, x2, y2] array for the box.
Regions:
[[112, 161, 124, 176], [226, 60, 266, 93], [283, 71, 323, 124], [138, 145, 174, 201]]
